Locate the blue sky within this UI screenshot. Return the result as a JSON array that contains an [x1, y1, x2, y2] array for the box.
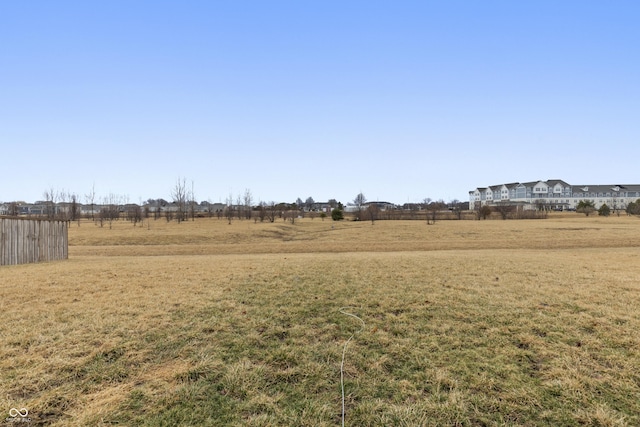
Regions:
[[1, 1, 638, 205]]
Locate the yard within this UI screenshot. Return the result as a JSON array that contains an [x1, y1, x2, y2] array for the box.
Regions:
[[1, 215, 639, 425]]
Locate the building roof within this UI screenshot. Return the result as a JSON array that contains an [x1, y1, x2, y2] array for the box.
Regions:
[[546, 179, 571, 187], [572, 184, 640, 193]]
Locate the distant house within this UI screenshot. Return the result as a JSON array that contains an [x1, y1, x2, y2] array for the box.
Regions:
[[311, 202, 337, 213], [363, 201, 396, 211], [198, 201, 226, 215], [80, 205, 99, 217], [344, 201, 396, 212], [402, 203, 423, 211]]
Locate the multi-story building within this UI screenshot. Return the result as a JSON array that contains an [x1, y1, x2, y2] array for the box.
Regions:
[[469, 180, 640, 211]]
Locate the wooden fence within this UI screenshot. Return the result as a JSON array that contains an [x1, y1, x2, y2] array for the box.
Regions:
[[0, 218, 68, 266]]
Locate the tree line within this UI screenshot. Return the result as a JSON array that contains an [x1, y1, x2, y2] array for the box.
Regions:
[[18, 180, 640, 226], [3, 182, 471, 226]]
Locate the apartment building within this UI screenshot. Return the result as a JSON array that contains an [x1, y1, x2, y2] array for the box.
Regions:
[[469, 180, 640, 211]]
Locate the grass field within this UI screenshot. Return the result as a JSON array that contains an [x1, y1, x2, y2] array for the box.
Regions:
[[1, 215, 640, 426]]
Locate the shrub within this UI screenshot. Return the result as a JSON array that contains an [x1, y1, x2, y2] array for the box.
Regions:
[[478, 205, 492, 220], [577, 200, 596, 217], [626, 199, 640, 216], [598, 203, 611, 217], [331, 208, 344, 221]]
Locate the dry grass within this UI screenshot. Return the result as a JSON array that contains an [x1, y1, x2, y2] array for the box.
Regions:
[[1, 215, 640, 425], [70, 214, 640, 255]]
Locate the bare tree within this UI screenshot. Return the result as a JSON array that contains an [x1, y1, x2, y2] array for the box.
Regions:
[[493, 202, 514, 220], [125, 203, 143, 226], [8, 202, 19, 217], [476, 204, 492, 220], [267, 201, 277, 223], [171, 178, 188, 223], [225, 194, 234, 224], [243, 189, 253, 220], [449, 199, 463, 220], [154, 200, 163, 220], [535, 200, 549, 212], [612, 195, 624, 216], [367, 202, 379, 224], [206, 199, 216, 218], [426, 200, 446, 224], [235, 194, 244, 220], [257, 201, 267, 222], [70, 193, 80, 225], [189, 180, 196, 221], [353, 192, 366, 221], [287, 203, 298, 224], [420, 198, 430, 223], [98, 207, 105, 227], [85, 183, 96, 222], [43, 187, 58, 220], [101, 193, 121, 229], [165, 208, 174, 222], [58, 189, 73, 221]]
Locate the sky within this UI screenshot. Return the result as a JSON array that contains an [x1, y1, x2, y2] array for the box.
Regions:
[[1, 1, 639, 205]]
